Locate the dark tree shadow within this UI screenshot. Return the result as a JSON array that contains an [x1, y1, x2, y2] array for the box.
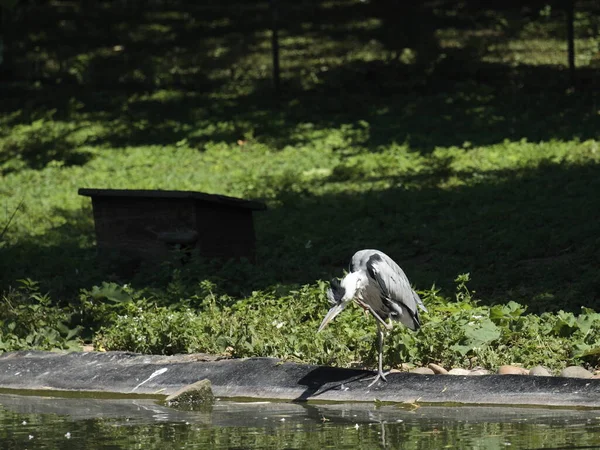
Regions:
[[1, 0, 598, 169], [249, 160, 600, 313], [0, 206, 104, 300]]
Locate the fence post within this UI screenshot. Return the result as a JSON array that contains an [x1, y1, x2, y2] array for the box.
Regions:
[[270, 0, 280, 98], [566, 0, 575, 88]]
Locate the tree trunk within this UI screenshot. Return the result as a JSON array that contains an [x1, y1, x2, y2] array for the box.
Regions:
[[270, 0, 280, 98], [0, 7, 4, 68], [0, 6, 10, 79], [566, 0, 575, 88]]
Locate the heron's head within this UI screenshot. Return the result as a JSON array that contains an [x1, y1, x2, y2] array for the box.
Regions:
[[318, 271, 365, 332]]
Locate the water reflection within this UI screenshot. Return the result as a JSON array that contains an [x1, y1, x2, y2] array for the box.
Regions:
[[0, 392, 599, 449]]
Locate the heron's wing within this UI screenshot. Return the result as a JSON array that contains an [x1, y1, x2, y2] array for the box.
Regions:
[[350, 249, 379, 273], [365, 252, 426, 330]]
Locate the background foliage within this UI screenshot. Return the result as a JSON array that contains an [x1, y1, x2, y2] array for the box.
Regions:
[[0, 0, 599, 370]]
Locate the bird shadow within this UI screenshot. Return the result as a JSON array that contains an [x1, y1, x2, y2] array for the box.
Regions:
[[293, 366, 372, 402]]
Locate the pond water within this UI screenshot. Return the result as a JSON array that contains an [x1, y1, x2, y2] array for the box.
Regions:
[[1, 392, 599, 449]]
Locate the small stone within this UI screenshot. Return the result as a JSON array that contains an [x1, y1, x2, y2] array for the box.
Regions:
[[560, 366, 593, 379], [529, 366, 552, 377], [448, 368, 470, 376], [409, 367, 435, 375], [165, 379, 214, 409], [468, 368, 491, 376], [497, 365, 529, 375], [591, 374, 600, 379], [428, 363, 448, 375]]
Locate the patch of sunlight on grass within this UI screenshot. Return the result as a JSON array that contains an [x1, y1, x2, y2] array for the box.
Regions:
[[485, 38, 599, 67]]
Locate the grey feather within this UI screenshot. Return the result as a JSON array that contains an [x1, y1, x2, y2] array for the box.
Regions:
[[351, 249, 426, 331]]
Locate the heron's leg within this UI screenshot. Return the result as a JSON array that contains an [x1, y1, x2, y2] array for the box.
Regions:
[[367, 322, 387, 387], [361, 322, 390, 387], [377, 322, 386, 378]]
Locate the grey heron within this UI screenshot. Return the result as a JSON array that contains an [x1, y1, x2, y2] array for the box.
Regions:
[[318, 249, 427, 386]]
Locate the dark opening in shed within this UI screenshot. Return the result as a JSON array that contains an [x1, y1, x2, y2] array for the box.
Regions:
[[79, 188, 266, 272]]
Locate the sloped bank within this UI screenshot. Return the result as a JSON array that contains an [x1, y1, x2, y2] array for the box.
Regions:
[[0, 351, 599, 408]]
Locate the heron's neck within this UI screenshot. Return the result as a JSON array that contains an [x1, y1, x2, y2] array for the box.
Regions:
[[342, 271, 368, 300]]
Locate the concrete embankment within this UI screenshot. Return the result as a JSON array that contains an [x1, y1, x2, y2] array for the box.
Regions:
[[0, 351, 599, 408]]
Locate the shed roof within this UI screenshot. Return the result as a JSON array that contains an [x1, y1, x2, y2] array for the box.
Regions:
[[78, 188, 267, 211]]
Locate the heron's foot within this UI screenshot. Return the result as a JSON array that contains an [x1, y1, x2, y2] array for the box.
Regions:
[[361, 370, 390, 387], [355, 300, 394, 331]]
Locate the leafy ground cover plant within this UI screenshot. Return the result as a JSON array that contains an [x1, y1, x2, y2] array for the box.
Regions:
[[91, 276, 600, 373], [2, 272, 600, 372], [0, 279, 81, 352]]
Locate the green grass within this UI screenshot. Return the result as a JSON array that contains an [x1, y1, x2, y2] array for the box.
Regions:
[[2, 107, 599, 311], [0, 0, 600, 367]]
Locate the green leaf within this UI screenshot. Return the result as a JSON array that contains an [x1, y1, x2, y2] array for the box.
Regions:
[[450, 318, 501, 357], [450, 343, 472, 357], [490, 301, 526, 322], [464, 318, 501, 345], [65, 325, 83, 341], [90, 282, 133, 303], [552, 311, 577, 336], [574, 345, 600, 358], [576, 313, 600, 335]]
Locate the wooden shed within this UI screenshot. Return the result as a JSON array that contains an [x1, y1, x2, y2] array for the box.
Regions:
[[78, 188, 266, 268]]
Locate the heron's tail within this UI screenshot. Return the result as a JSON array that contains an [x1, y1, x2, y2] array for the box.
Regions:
[[413, 290, 428, 313], [391, 306, 421, 331]]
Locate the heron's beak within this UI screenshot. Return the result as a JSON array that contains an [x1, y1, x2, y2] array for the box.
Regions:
[[318, 302, 347, 332]]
